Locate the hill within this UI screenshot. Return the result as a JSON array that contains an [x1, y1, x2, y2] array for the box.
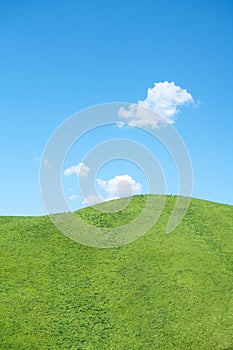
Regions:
[[0, 195, 233, 349]]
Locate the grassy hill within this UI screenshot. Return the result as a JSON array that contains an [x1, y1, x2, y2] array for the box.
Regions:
[[1, 195, 233, 350]]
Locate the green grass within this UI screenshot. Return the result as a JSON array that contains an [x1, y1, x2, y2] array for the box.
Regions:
[[1, 195, 233, 349]]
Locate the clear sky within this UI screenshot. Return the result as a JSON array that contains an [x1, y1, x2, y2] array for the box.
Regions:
[[1, 0, 233, 215]]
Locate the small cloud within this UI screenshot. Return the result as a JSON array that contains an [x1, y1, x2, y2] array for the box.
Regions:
[[118, 81, 195, 128], [82, 195, 103, 206], [69, 194, 77, 201], [43, 158, 52, 169], [116, 121, 125, 128], [64, 162, 90, 177], [35, 156, 52, 169]]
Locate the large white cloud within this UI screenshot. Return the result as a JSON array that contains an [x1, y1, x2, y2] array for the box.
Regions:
[[118, 81, 194, 128], [64, 162, 90, 177], [97, 174, 142, 200], [82, 175, 142, 206]]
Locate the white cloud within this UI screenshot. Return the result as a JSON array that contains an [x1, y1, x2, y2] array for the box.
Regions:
[[82, 195, 103, 206], [69, 194, 77, 201], [118, 81, 194, 128], [97, 174, 142, 199], [82, 174, 142, 206], [118, 104, 165, 129], [64, 162, 90, 177]]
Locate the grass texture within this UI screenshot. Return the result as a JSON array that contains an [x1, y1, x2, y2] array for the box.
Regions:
[[1, 195, 233, 349]]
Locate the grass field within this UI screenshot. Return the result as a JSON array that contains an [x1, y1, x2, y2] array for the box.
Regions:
[[1, 195, 233, 349]]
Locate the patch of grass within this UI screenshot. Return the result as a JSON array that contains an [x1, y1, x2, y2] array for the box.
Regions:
[[0, 196, 233, 349]]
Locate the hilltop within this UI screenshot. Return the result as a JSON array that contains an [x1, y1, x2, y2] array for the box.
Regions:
[[0, 195, 232, 349]]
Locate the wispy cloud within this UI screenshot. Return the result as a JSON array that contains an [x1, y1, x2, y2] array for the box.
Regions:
[[42, 158, 52, 169], [64, 162, 90, 177], [69, 194, 77, 201], [118, 81, 194, 128], [34, 156, 52, 170]]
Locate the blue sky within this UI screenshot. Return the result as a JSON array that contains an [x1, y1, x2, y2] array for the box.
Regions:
[[1, 0, 233, 215]]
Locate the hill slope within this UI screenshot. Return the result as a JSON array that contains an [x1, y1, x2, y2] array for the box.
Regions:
[[1, 196, 233, 349]]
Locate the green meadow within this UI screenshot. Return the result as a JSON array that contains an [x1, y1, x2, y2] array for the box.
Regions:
[[1, 195, 233, 349]]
